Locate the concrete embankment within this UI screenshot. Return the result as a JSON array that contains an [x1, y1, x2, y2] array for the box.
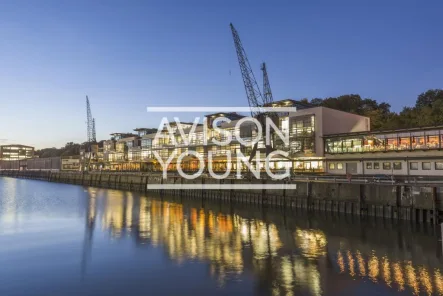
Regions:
[[0, 170, 442, 225]]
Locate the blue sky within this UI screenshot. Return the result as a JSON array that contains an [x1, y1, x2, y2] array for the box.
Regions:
[[1, 0, 443, 148]]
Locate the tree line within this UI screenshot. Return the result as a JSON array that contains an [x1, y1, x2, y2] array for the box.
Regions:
[[35, 141, 103, 158], [300, 89, 443, 130]]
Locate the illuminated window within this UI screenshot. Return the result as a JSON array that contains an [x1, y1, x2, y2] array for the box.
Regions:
[[412, 135, 425, 149], [329, 163, 335, 170], [337, 163, 343, 170], [280, 117, 289, 134], [366, 162, 372, 169], [386, 137, 398, 151], [383, 162, 391, 170], [409, 162, 418, 170], [398, 137, 410, 150], [422, 162, 431, 170], [426, 135, 439, 149]]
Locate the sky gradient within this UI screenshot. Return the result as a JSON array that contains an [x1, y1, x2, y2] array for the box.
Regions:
[[1, 0, 443, 148]]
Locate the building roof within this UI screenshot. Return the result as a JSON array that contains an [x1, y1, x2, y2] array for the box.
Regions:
[[166, 122, 199, 127], [0, 144, 34, 148], [205, 112, 245, 120], [264, 99, 312, 109], [110, 132, 137, 137], [133, 128, 157, 132], [324, 125, 443, 138]]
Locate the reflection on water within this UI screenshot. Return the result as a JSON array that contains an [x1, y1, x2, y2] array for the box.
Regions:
[[1, 177, 443, 295], [90, 188, 443, 295]]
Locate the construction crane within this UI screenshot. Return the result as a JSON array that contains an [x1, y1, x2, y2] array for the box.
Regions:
[[84, 96, 96, 171], [230, 23, 275, 161], [92, 118, 96, 144], [261, 62, 279, 155], [86, 96, 96, 143], [261, 62, 274, 105]]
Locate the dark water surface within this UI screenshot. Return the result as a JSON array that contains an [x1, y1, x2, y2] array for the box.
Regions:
[[1, 177, 443, 296]]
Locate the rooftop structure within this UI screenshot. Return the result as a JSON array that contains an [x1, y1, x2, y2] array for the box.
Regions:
[[110, 133, 137, 141], [264, 99, 312, 109], [133, 128, 157, 137]]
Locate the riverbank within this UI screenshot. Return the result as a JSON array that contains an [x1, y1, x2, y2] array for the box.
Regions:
[[1, 170, 442, 225]]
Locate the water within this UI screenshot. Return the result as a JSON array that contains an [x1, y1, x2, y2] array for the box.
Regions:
[[0, 177, 442, 296]]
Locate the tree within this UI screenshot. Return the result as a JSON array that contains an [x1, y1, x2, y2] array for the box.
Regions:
[[416, 89, 443, 109], [302, 89, 443, 131]]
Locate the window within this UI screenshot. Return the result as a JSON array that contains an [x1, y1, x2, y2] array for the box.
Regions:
[[366, 162, 372, 169], [383, 162, 391, 170], [409, 162, 418, 170], [436, 162, 443, 170], [412, 136, 425, 149], [386, 138, 398, 151], [426, 135, 439, 149], [422, 162, 431, 170], [141, 139, 152, 148], [329, 163, 335, 170], [393, 162, 402, 170], [337, 163, 343, 170], [374, 162, 380, 169], [399, 137, 410, 150]]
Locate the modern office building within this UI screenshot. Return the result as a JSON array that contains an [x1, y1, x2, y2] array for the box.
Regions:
[[103, 132, 141, 170], [112, 99, 370, 173], [324, 126, 443, 176], [0, 144, 34, 161]]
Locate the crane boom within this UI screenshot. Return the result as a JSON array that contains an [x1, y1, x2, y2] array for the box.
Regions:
[[84, 96, 96, 171], [86, 96, 96, 143], [230, 23, 264, 117], [261, 62, 274, 105]]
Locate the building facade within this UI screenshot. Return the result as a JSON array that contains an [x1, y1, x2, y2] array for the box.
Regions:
[[0, 144, 34, 161], [324, 126, 443, 176], [99, 100, 370, 173]]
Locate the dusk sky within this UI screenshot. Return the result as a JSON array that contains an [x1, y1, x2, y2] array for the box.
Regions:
[[1, 0, 443, 149]]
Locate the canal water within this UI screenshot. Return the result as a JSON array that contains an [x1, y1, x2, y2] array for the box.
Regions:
[[0, 177, 442, 296]]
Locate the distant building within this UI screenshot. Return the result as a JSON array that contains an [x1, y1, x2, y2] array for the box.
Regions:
[[61, 155, 81, 171], [0, 144, 34, 161]]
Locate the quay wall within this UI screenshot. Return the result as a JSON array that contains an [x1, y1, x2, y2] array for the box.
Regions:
[[0, 170, 442, 225]]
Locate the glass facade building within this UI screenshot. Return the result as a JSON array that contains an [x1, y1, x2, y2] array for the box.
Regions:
[[325, 127, 443, 154]]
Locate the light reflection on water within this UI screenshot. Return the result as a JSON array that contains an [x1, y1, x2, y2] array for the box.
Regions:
[[1, 177, 443, 295]]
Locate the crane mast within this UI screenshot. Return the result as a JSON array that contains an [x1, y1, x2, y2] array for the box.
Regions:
[[92, 118, 96, 143], [86, 96, 96, 143], [84, 96, 97, 171], [230, 23, 265, 117]]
